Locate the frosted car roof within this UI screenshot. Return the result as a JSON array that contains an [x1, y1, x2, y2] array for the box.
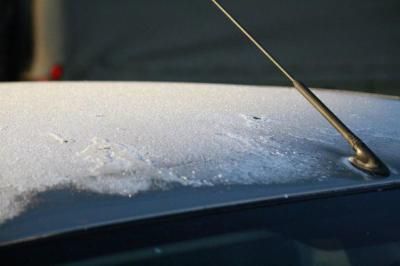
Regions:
[[0, 81, 399, 243]]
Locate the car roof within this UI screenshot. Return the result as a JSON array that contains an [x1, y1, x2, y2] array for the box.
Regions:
[[0, 81, 399, 243]]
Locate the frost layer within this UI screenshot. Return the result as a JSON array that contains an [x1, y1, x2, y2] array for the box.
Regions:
[[0, 82, 399, 223]]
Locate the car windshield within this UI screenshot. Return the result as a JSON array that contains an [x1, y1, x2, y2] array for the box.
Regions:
[[0, 0, 399, 245]]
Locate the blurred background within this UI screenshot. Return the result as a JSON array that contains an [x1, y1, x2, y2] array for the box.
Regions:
[[0, 0, 399, 95]]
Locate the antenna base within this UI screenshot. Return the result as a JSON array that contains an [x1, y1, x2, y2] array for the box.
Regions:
[[349, 140, 390, 177]]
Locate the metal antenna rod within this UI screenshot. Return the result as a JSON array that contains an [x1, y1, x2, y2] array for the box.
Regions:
[[211, 0, 295, 82], [211, 0, 390, 177]]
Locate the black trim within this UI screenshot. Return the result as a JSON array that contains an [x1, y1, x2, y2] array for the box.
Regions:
[[2, 180, 400, 248], [1, 180, 400, 266]]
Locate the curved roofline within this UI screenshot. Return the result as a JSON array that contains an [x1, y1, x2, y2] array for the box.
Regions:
[[2, 178, 400, 248]]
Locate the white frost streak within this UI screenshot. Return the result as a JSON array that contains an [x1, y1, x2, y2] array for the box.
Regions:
[[47, 132, 69, 144]]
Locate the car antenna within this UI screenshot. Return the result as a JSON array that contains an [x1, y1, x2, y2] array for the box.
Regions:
[[211, 0, 390, 177]]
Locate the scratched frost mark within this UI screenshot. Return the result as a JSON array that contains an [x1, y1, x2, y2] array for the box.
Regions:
[[74, 137, 184, 195]]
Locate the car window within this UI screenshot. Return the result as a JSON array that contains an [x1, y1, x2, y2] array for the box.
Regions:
[[3, 187, 400, 266]]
